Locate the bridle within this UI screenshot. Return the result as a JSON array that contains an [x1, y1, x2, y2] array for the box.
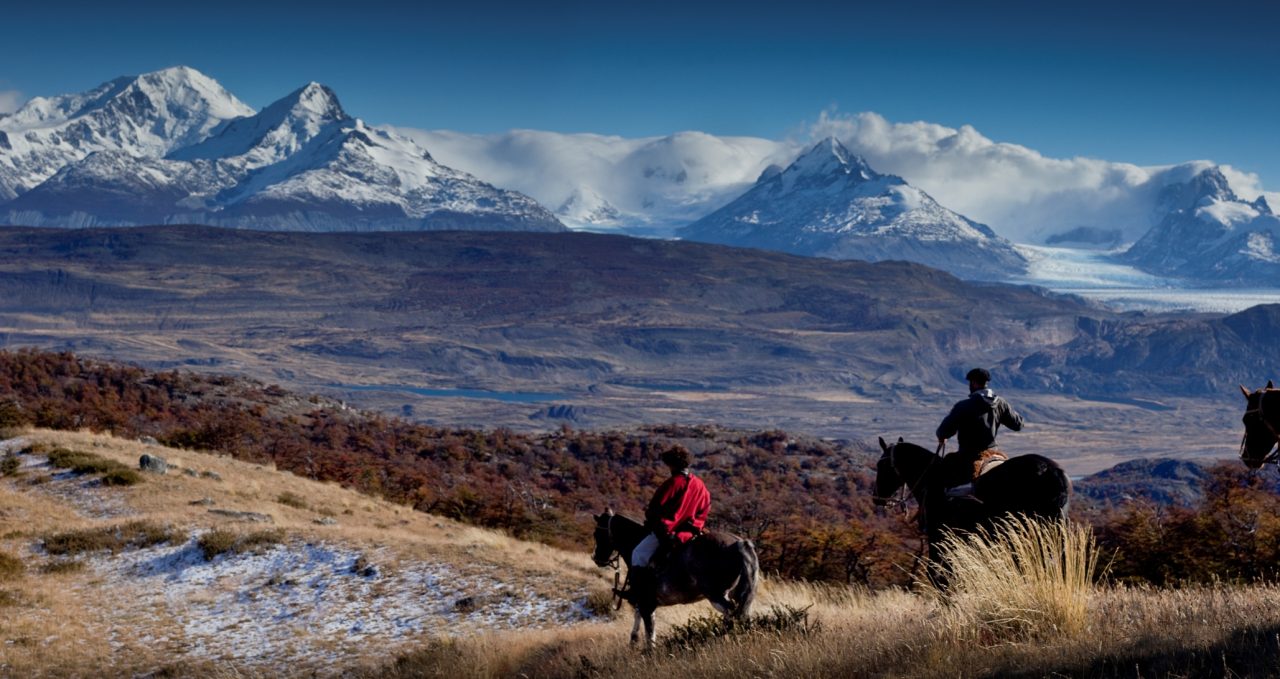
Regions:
[[875, 442, 938, 512], [596, 513, 626, 610], [1242, 389, 1280, 467]]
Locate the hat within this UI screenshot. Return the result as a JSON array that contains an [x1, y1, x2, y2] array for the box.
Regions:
[[965, 368, 991, 384]]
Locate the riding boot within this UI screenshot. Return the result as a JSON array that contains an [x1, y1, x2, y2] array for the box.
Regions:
[[626, 566, 656, 607]]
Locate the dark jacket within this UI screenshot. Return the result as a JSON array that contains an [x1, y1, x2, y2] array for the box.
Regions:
[[936, 388, 1023, 456], [645, 471, 711, 543]]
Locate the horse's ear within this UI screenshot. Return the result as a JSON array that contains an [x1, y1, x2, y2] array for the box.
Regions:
[[878, 436, 888, 452], [1243, 385, 1253, 399], [1269, 380, 1275, 390], [897, 436, 904, 444]]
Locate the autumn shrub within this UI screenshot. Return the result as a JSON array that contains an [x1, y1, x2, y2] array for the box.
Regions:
[[40, 559, 85, 575]]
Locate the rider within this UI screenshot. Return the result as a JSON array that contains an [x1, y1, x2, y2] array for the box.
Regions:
[[936, 368, 1023, 492], [627, 444, 711, 605]]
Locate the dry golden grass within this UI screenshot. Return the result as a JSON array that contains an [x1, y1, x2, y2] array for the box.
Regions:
[[931, 517, 1100, 641]]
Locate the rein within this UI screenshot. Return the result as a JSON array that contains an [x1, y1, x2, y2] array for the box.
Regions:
[[604, 513, 627, 610], [1243, 390, 1280, 467], [876, 443, 938, 512]]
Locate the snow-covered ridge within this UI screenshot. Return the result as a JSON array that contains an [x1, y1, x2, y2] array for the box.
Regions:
[[0, 68, 565, 232]]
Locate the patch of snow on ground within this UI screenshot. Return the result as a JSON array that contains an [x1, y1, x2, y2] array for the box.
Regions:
[[94, 535, 591, 670], [1015, 244, 1280, 313]]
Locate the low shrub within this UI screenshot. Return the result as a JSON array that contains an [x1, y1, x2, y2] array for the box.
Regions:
[[40, 559, 85, 575], [43, 521, 179, 556], [0, 589, 23, 607], [276, 491, 309, 510], [662, 604, 820, 652], [583, 587, 621, 619], [0, 454, 20, 476], [46, 447, 141, 485], [101, 468, 143, 486], [0, 550, 25, 580], [198, 528, 285, 561]]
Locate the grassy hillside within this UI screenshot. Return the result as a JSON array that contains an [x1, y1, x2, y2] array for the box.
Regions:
[[6, 430, 1280, 677]]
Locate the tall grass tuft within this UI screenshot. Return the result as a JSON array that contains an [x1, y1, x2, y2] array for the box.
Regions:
[[934, 516, 1099, 641]]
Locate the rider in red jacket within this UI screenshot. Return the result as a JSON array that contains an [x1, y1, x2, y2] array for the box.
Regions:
[[627, 445, 710, 604]]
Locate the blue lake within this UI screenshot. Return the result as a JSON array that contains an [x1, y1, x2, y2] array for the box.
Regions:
[[337, 384, 568, 403]]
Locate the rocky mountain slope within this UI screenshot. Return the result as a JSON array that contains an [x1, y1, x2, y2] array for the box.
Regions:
[[678, 138, 1027, 280], [1123, 166, 1280, 283], [0, 68, 564, 232]]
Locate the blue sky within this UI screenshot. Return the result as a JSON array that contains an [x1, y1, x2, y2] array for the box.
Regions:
[[3, 0, 1277, 186]]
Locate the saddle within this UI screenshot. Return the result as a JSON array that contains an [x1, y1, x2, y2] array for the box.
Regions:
[[944, 449, 1008, 501]]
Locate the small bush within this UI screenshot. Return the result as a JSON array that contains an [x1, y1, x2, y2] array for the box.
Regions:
[[101, 468, 142, 486], [0, 589, 24, 607], [40, 559, 85, 575], [276, 491, 309, 510], [0, 550, 25, 580], [662, 604, 820, 652], [198, 528, 285, 561], [43, 521, 179, 556], [46, 447, 141, 484], [0, 454, 20, 476]]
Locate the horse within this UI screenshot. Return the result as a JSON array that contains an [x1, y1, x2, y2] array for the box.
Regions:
[[1239, 381, 1280, 469], [872, 437, 1071, 575], [591, 508, 759, 649]]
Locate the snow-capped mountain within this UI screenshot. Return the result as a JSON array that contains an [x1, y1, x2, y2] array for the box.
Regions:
[[1124, 167, 1280, 283], [678, 138, 1027, 280], [1, 70, 565, 232], [0, 66, 253, 202]]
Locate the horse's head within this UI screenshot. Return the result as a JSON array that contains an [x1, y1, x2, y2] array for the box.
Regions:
[[873, 436, 905, 507], [1240, 382, 1280, 469], [591, 508, 617, 567]]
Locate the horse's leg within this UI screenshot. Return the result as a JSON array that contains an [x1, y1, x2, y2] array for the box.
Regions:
[[642, 605, 657, 650], [629, 607, 643, 646]]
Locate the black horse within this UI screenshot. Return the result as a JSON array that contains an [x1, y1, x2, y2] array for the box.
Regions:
[[1240, 381, 1280, 468], [872, 437, 1071, 569], [592, 509, 758, 649]]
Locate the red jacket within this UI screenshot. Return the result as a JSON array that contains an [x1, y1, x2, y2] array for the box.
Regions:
[[645, 471, 710, 543]]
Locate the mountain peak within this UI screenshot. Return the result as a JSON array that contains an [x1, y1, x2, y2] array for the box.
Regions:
[[286, 82, 347, 123], [783, 137, 878, 183]]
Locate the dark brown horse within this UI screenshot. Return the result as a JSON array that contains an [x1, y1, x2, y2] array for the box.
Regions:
[[872, 437, 1071, 571], [591, 509, 758, 649], [1240, 381, 1280, 468]]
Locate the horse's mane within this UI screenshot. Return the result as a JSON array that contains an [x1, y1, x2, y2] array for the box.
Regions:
[[893, 441, 937, 460]]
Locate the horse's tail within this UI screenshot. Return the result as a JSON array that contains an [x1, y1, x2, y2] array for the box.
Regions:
[[1045, 460, 1072, 519], [731, 539, 759, 619]]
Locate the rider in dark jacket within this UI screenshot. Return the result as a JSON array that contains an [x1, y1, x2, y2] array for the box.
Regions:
[[936, 368, 1023, 488]]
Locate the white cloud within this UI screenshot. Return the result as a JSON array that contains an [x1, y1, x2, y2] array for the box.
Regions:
[[0, 90, 23, 114], [389, 110, 1276, 244]]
